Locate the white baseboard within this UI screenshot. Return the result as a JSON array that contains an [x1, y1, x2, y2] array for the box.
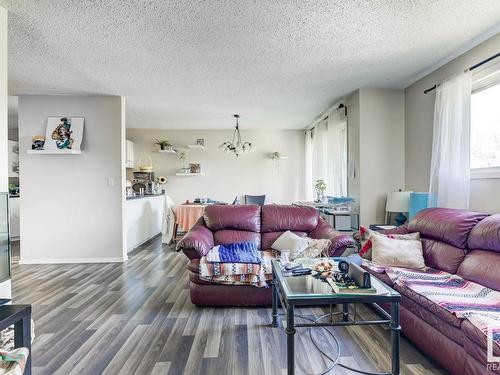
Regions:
[[19, 257, 127, 265], [127, 232, 161, 253]]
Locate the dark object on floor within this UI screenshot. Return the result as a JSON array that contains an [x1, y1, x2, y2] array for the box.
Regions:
[[244, 194, 266, 206]]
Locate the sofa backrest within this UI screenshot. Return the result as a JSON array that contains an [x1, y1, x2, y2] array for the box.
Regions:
[[260, 205, 319, 250], [408, 208, 488, 274], [457, 214, 500, 291], [204, 205, 262, 249]]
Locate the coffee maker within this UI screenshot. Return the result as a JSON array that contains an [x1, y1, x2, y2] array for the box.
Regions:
[[132, 172, 156, 194]]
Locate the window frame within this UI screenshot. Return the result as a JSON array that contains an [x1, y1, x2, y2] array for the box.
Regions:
[[470, 66, 500, 179]]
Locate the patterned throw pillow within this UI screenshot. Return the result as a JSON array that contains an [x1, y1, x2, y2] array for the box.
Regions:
[[271, 231, 310, 259], [295, 238, 332, 259], [371, 235, 426, 270], [354, 226, 420, 260]]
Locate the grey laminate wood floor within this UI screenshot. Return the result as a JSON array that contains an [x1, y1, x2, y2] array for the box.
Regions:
[[11, 238, 445, 375]]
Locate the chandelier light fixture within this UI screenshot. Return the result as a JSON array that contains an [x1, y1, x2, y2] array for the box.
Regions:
[[219, 114, 254, 157]]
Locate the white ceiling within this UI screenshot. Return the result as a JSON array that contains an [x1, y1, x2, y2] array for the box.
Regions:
[[6, 1, 500, 129]]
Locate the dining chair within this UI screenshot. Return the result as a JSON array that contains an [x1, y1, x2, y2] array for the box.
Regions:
[[244, 194, 266, 206]]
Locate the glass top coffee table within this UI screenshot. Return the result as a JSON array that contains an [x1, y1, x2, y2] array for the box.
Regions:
[[271, 259, 402, 375]]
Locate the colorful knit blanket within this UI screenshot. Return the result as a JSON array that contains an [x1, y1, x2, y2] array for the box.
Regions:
[[0, 347, 29, 375], [200, 250, 274, 287], [365, 263, 500, 344], [205, 242, 261, 264]]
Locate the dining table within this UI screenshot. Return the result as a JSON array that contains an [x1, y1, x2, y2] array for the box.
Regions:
[[174, 204, 208, 232]]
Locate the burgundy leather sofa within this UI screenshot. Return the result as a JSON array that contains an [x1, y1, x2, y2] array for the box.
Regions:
[[370, 208, 500, 375], [177, 204, 355, 306]]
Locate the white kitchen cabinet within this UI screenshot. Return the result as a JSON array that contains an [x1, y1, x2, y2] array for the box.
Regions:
[[126, 195, 164, 252], [125, 140, 134, 169], [8, 197, 19, 240]]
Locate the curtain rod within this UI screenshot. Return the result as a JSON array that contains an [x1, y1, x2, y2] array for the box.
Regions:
[[424, 51, 500, 94], [306, 103, 347, 133]]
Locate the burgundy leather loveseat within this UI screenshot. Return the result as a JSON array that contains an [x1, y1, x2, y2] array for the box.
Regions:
[[177, 204, 355, 306], [370, 208, 500, 375]]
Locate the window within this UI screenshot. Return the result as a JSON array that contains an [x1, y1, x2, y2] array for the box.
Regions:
[[470, 80, 500, 178]]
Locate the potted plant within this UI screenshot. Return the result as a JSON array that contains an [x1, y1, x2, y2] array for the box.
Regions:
[[314, 179, 327, 202], [269, 152, 281, 160], [153, 138, 172, 150]]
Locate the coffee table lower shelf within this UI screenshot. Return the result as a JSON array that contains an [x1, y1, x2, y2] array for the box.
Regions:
[[271, 261, 401, 375]]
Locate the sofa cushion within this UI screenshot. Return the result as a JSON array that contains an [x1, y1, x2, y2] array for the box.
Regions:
[[464, 346, 500, 375], [457, 250, 500, 291], [364, 263, 469, 344], [421, 238, 467, 274], [261, 205, 318, 233], [394, 282, 463, 328], [204, 205, 261, 232], [189, 281, 272, 306], [401, 291, 464, 345], [468, 214, 500, 253], [371, 235, 425, 270], [261, 231, 308, 250], [213, 230, 261, 250], [408, 208, 488, 249], [463, 321, 500, 374], [462, 320, 500, 354], [399, 306, 467, 375]]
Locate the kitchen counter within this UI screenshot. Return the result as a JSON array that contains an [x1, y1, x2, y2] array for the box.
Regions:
[[126, 192, 164, 200], [126, 193, 164, 252]]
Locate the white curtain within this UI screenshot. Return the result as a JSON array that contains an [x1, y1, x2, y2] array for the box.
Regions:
[[429, 71, 472, 209], [327, 109, 348, 196], [304, 130, 314, 200], [307, 114, 347, 198], [312, 120, 329, 195]]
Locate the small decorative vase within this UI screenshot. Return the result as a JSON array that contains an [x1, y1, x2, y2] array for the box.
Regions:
[[316, 191, 324, 203]]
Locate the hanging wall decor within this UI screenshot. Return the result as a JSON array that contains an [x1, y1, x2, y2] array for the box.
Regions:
[[44, 117, 84, 150]]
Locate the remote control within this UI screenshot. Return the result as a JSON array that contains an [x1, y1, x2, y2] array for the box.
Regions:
[[285, 263, 303, 271]]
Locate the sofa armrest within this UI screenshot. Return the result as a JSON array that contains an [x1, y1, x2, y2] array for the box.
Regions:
[[176, 217, 214, 259], [381, 224, 409, 235], [309, 218, 356, 257]]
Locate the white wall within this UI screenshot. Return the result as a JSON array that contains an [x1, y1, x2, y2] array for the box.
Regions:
[[360, 89, 405, 225], [347, 88, 406, 226], [405, 32, 500, 213], [0, 4, 11, 298], [18, 96, 127, 263], [126, 129, 305, 205]]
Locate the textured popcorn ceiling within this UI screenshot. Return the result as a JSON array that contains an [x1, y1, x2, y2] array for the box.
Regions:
[[6, 1, 500, 129]]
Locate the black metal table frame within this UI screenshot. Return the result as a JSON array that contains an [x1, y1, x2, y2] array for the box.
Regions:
[[271, 265, 401, 375]]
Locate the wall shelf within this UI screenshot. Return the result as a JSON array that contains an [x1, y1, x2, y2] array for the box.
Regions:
[[27, 149, 82, 155], [158, 149, 177, 154], [175, 173, 205, 177], [187, 144, 205, 149]]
